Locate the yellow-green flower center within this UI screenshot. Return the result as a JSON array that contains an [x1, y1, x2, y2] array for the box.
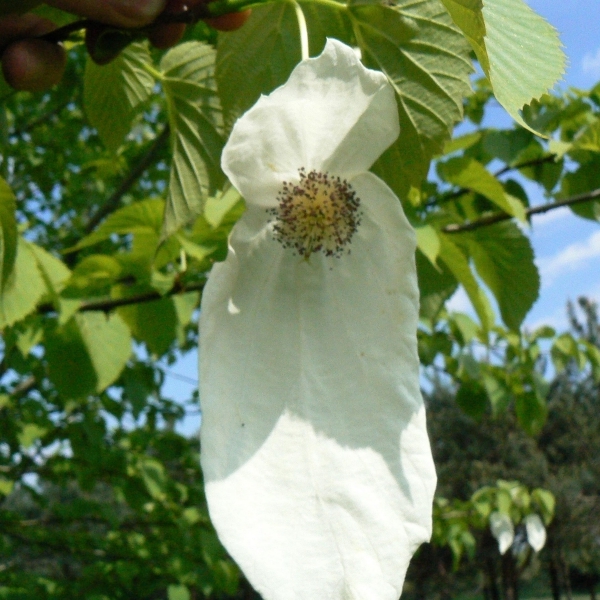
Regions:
[[268, 168, 361, 259]]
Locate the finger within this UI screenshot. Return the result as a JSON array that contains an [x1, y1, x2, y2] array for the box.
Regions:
[[0, 13, 50, 45], [48, 0, 167, 28], [2, 39, 66, 92]]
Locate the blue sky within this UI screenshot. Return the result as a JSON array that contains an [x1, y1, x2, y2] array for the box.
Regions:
[[447, 1, 600, 331], [165, 3, 600, 432], [525, 1, 600, 329]]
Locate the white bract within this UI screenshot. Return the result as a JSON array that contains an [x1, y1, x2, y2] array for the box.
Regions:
[[524, 513, 547, 552], [199, 38, 436, 600], [489, 511, 515, 555]]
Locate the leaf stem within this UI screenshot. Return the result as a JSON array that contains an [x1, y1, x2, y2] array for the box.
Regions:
[[293, 1, 310, 60]]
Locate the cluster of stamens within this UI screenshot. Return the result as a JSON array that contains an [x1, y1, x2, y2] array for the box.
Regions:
[[267, 168, 362, 259]]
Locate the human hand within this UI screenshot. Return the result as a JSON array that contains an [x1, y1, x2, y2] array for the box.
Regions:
[[1, 0, 249, 92]]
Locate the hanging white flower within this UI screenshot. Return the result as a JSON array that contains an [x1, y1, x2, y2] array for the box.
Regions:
[[524, 513, 547, 552], [489, 511, 515, 555], [199, 38, 436, 600]]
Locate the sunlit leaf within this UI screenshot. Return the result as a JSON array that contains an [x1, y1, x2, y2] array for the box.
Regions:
[[353, 0, 473, 197], [416, 249, 458, 320], [439, 156, 526, 220], [84, 42, 155, 152], [67, 198, 165, 252], [45, 312, 132, 399], [438, 235, 494, 329], [0, 239, 45, 328], [442, 0, 565, 133], [455, 221, 539, 330], [161, 42, 225, 237], [0, 176, 17, 291]]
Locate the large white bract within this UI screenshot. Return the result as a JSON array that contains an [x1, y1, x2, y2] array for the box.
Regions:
[[199, 38, 436, 600]]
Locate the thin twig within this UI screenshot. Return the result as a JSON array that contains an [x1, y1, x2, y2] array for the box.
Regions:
[[443, 187, 600, 234], [83, 125, 170, 236], [11, 375, 36, 397]]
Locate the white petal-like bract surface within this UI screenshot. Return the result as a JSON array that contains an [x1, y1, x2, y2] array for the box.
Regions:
[[524, 513, 547, 552], [200, 39, 436, 600], [221, 39, 399, 209], [489, 511, 515, 555]]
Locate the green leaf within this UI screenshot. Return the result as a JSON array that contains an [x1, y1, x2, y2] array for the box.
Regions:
[[216, 3, 351, 128], [441, 0, 565, 133], [29, 242, 75, 323], [18, 423, 47, 448], [168, 585, 191, 600], [204, 186, 243, 229], [515, 390, 547, 436], [439, 0, 486, 65], [482, 371, 512, 414], [118, 285, 198, 354], [439, 157, 526, 220], [14, 317, 44, 356], [438, 235, 494, 329], [456, 221, 539, 330], [161, 42, 225, 237], [67, 197, 165, 252], [573, 117, 600, 152], [0, 239, 46, 328], [416, 225, 441, 266], [481, 128, 534, 166], [45, 313, 131, 399], [84, 42, 155, 152], [0, 176, 17, 291], [352, 0, 473, 197], [139, 457, 167, 501], [63, 255, 123, 297], [531, 488, 555, 524], [116, 287, 178, 356], [456, 379, 488, 419], [416, 249, 458, 320], [216, 4, 300, 127], [28, 243, 71, 295], [558, 156, 600, 222], [449, 312, 479, 345], [0, 478, 14, 496]]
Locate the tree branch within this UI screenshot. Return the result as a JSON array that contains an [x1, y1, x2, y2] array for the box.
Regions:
[[38, 280, 205, 315], [443, 187, 600, 234], [83, 125, 170, 236], [431, 154, 559, 207]]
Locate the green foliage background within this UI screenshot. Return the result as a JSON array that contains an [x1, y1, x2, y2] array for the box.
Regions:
[[0, 0, 598, 598]]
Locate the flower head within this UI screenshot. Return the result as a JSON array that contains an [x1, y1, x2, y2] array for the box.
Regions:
[[199, 39, 436, 600]]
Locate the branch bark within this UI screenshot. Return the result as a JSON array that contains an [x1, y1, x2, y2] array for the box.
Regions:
[[38, 279, 205, 315], [443, 187, 600, 234], [83, 125, 170, 236]]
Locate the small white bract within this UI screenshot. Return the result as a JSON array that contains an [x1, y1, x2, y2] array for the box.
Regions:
[[199, 38, 436, 600], [490, 511, 515, 555], [524, 513, 547, 552]]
